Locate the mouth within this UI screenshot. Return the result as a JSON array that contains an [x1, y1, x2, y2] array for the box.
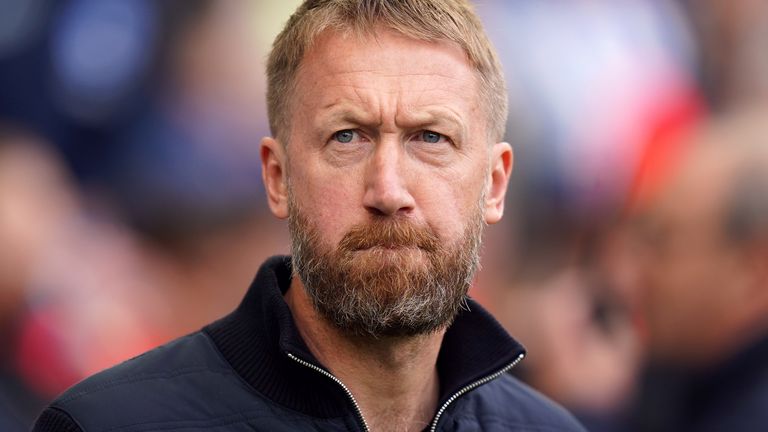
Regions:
[[354, 242, 422, 250], [350, 245, 427, 264]]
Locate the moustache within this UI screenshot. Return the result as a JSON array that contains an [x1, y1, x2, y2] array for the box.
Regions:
[[338, 218, 440, 253]]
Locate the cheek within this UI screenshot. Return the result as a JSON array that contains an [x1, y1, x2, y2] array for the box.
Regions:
[[412, 161, 486, 238], [665, 244, 724, 295], [289, 162, 365, 244], [644, 241, 727, 332]]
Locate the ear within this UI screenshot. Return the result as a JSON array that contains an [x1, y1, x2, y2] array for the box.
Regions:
[[484, 142, 514, 224], [261, 136, 289, 219]]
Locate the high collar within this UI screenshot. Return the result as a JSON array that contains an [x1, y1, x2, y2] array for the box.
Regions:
[[205, 255, 526, 418]]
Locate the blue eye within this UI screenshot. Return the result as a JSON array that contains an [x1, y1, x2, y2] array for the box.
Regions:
[[421, 130, 443, 143], [333, 129, 356, 143]]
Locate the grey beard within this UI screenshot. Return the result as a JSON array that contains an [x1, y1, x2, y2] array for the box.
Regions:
[[288, 197, 485, 339]]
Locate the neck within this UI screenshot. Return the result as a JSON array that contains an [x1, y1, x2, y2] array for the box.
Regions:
[[285, 276, 443, 432]]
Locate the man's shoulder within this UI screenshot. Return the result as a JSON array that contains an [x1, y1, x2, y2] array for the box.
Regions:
[[451, 373, 587, 431], [55, 331, 232, 403], [39, 331, 263, 432]]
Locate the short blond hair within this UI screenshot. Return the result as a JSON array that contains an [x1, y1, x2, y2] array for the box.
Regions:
[[266, 0, 508, 144]]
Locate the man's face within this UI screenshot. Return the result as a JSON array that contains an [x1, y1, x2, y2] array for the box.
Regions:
[[261, 28, 512, 337], [633, 153, 746, 363]]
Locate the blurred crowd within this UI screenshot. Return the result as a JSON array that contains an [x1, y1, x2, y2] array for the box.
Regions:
[[1, 0, 767, 430]]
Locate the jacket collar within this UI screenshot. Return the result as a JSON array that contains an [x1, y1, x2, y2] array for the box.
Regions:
[[205, 255, 526, 417]]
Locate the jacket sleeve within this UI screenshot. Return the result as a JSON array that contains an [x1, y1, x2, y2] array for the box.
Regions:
[[32, 407, 84, 432]]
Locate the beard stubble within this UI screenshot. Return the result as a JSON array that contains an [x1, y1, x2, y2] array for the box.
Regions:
[[288, 194, 486, 339]]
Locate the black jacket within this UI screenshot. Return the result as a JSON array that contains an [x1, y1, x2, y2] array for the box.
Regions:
[[33, 255, 585, 431], [629, 335, 768, 432]]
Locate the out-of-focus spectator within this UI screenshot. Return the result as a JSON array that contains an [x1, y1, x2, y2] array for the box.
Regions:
[[105, 0, 269, 237], [0, 1, 296, 428], [0, 127, 52, 430], [0, 125, 288, 430], [474, 1, 701, 430], [628, 110, 768, 432], [0, 0, 281, 233], [0, 125, 163, 411], [682, 0, 768, 110], [480, 217, 644, 431]]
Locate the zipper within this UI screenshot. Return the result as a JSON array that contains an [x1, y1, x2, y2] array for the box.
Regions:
[[428, 352, 525, 432], [287, 352, 370, 432]]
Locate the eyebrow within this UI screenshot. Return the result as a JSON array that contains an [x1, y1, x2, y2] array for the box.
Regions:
[[314, 103, 467, 139], [315, 104, 378, 129]]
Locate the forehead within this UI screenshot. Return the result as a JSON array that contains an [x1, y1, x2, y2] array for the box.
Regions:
[[291, 28, 481, 125], [302, 27, 474, 76]]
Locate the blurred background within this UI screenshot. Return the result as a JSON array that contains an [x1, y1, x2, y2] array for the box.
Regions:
[[1, 0, 767, 430]]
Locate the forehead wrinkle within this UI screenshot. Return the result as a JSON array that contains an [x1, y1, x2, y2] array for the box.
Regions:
[[394, 106, 464, 133], [314, 104, 379, 130], [307, 68, 474, 135], [379, 77, 471, 134]]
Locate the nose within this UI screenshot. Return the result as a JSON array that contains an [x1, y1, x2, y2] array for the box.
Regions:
[[362, 139, 415, 217]]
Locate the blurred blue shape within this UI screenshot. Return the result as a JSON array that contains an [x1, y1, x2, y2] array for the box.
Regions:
[[51, 0, 157, 122]]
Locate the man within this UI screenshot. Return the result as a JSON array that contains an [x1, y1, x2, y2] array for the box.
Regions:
[[33, 1, 585, 431], [628, 111, 768, 432]]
